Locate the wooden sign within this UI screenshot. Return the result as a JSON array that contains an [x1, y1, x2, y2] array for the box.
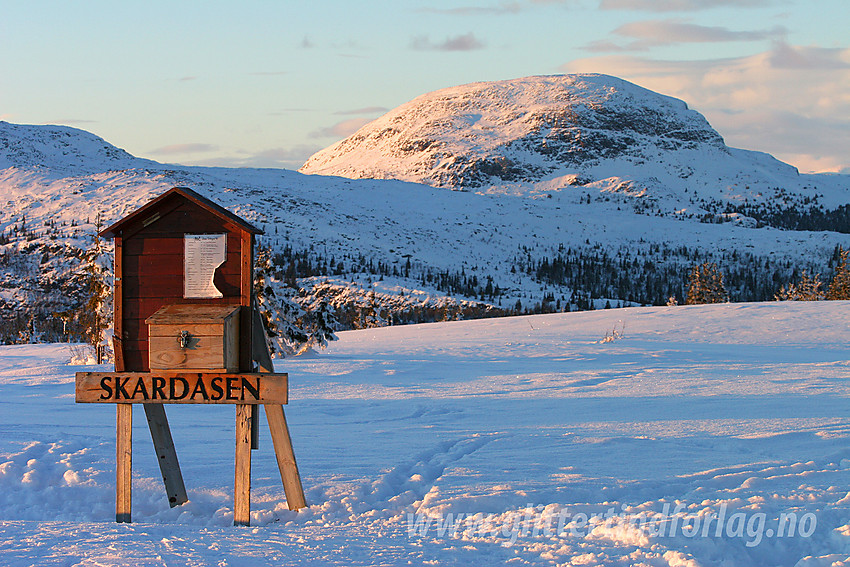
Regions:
[[75, 372, 288, 404], [82, 187, 307, 527]]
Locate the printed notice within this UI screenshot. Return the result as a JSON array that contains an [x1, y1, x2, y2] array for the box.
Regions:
[[184, 234, 227, 298]]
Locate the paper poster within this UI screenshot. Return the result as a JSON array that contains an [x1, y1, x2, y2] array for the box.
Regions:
[[184, 234, 227, 298]]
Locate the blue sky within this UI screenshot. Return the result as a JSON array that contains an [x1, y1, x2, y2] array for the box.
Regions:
[[2, 0, 848, 173]]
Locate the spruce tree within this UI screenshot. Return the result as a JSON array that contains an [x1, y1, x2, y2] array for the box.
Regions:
[[685, 262, 728, 305], [254, 244, 308, 357], [298, 285, 339, 349], [826, 246, 850, 300], [80, 213, 112, 360], [254, 244, 339, 357], [775, 270, 824, 301]]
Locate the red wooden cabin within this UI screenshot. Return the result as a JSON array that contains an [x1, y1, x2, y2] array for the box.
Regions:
[[100, 186, 262, 372]]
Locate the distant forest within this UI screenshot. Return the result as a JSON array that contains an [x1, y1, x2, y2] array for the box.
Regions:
[[0, 218, 846, 344]]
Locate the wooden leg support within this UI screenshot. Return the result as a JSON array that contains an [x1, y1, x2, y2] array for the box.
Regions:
[[250, 404, 260, 450], [265, 404, 307, 510], [234, 404, 253, 526], [143, 404, 188, 507], [116, 404, 133, 523]]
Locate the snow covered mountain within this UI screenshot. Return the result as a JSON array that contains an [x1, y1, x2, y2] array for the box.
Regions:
[[1, 75, 849, 343], [0, 121, 152, 174], [300, 74, 797, 194]]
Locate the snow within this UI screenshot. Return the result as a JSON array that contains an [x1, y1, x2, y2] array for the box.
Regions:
[[299, 74, 725, 188], [1, 150, 849, 323], [2, 301, 850, 565], [2, 91, 850, 327]]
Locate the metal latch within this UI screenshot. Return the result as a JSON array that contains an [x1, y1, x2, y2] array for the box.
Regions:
[[178, 330, 192, 349]]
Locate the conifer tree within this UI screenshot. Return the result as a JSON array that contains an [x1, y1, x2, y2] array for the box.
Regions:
[[254, 244, 308, 357], [79, 213, 112, 360], [307, 298, 339, 348], [826, 246, 850, 300], [254, 244, 338, 357], [685, 262, 728, 305], [775, 270, 824, 301], [298, 285, 339, 349], [356, 289, 386, 329]]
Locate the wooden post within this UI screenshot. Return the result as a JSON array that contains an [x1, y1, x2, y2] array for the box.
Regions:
[[252, 308, 307, 510], [234, 403, 253, 526], [116, 403, 132, 523], [89, 188, 301, 527], [143, 405, 188, 507], [250, 405, 260, 450], [115, 332, 188, 509], [265, 404, 307, 510]]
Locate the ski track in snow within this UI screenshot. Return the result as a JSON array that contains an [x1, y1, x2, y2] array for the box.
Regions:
[[1, 302, 850, 565]]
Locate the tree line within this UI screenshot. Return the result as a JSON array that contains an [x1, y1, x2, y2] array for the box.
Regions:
[[1, 226, 848, 350]]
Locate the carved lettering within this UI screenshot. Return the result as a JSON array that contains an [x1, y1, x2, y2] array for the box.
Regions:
[[242, 377, 260, 401], [99, 376, 113, 400], [76, 372, 286, 404], [115, 377, 131, 400], [151, 376, 166, 400], [226, 377, 239, 400], [210, 377, 224, 400], [191, 377, 210, 400], [170, 377, 189, 400], [130, 378, 149, 400]]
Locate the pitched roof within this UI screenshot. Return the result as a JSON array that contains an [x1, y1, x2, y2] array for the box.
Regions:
[[100, 186, 263, 238]]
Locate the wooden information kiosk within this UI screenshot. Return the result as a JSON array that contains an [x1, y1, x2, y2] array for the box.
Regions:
[[75, 187, 306, 526]]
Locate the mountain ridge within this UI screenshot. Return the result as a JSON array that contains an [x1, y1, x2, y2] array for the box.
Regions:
[[299, 74, 796, 193], [0, 75, 849, 343], [0, 121, 153, 174]]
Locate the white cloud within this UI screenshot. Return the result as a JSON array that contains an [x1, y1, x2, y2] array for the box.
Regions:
[[411, 32, 485, 51], [309, 117, 374, 139], [334, 106, 389, 116], [561, 42, 850, 173], [192, 145, 322, 170], [599, 0, 774, 11], [591, 19, 786, 50], [149, 143, 219, 155]]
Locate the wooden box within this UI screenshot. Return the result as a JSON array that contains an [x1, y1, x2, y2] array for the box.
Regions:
[[146, 304, 241, 372]]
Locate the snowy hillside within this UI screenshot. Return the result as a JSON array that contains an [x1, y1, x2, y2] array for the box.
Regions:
[[299, 74, 806, 200], [300, 74, 726, 185], [1, 76, 850, 342], [2, 302, 850, 566], [0, 121, 152, 174]]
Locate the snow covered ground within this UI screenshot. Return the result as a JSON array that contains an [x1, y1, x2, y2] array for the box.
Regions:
[[1, 301, 850, 566]]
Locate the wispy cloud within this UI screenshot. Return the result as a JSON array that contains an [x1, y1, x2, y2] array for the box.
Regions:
[[149, 143, 219, 156], [418, 2, 521, 15], [334, 106, 388, 116], [194, 145, 323, 170], [584, 19, 785, 51], [561, 41, 850, 172], [300, 36, 315, 48], [309, 117, 374, 139], [768, 41, 850, 69], [411, 32, 485, 51], [599, 0, 774, 11]]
